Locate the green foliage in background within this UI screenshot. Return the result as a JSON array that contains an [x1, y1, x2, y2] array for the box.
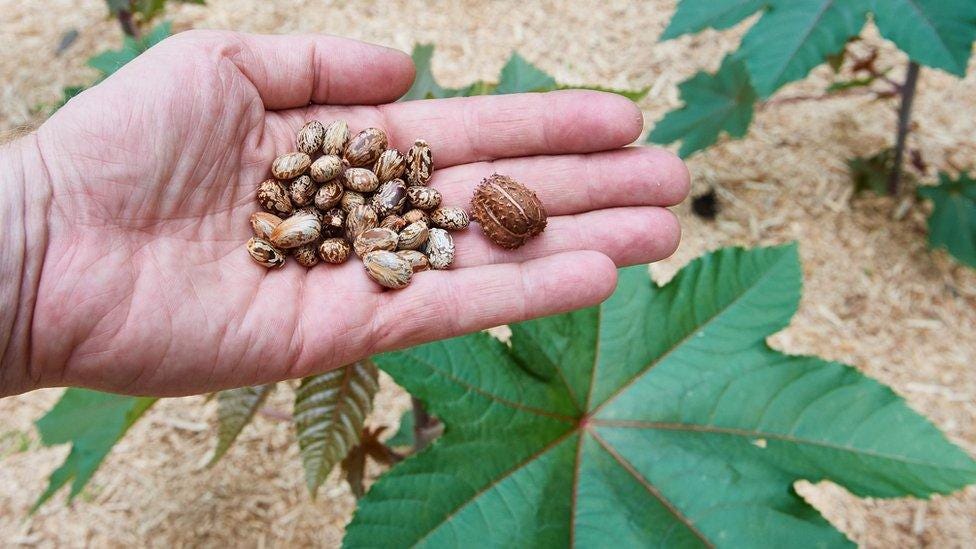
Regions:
[[106, 0, 204, 21], [651, 0, 976, 157], [403, 44, 649, 102], [345, 244, 976, 548], [32, 390, 157, 510], [918, 173, 976, 267]]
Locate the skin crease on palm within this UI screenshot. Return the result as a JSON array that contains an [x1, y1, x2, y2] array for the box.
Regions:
[[0, 31, 689, 398]]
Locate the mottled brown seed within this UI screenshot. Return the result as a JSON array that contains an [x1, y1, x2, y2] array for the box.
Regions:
[[430, 207, 470, 231], [396, 250, 430, 273], [271, 152, 311, 179], [318, 238, 351, 264], [371, 179, 408, 217], [256, 179, 293, 216], [289, 175, 316, 206], [470, 174, 548, 249], [293, 243, 320, 267], [344, 127, 388, 167], [425, 228, 455, 269], [270, 211, 321, 249], [373, 148, 406, 182], [354, 227, 399, 257], [314, 181, 344, 211], [310, 155, 343, 183], [397, 221, 429, 250], [344, 167, 380, 193], [293, 206, 323, 223], [322, 120, 350, 156], [247, 237, 286, 269], [362, 250, 412, 289], [403, 208, 429, 224], [345, 204, 378, 241], [320, 207, 346, 237], [380, 214, 407, 232], [250, 212, 282, 240], [405, 139, 433, 186], [297, 120, 325, 155], [406, 186, 442, 210], [341, 191, 366, 212]]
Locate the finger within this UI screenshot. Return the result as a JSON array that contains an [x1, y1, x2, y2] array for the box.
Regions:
[[450, 207, 681, 269], [172, 30, 415, 109], [431, 147, 690, 215], [288, 90, 644, 167], [369, 251, 618, 352]]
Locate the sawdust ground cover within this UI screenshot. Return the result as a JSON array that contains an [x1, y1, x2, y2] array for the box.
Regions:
[[1, 0, 974, 546]]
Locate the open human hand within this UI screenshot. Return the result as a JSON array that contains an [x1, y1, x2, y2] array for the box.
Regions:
[[0, 31, 688, 397]]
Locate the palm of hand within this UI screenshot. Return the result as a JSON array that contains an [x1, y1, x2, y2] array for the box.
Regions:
[[29, 31, 687, 396]]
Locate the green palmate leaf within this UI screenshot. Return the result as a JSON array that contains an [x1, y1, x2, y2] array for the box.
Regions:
[[556, 83, 650, 102], [918, 172, 976, 267], [33, 389, 157, 511], [871, 0, 976, 77], [738, 0, 869, 97], [661, 0, 766, 39], [494, 52, 558, 94], [648, 56, 756, 158], [401, 44, 484, 101], [209, 384, 276, 465], [346, 244, 976, 548], [293, 361, 379, 495]]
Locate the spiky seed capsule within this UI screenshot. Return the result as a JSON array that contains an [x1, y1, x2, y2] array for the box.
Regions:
[[470, 174, 547, 249], [247, 237, 286, 268], [318, 238, 351, 264], [271, 152, 311, 179], [256, 179, 293, 216], [297, 120, 325, 155]]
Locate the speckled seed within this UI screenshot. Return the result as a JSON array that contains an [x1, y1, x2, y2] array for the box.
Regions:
[[250, 212, 282, 240], [271, 152, 311, 179], [425, 228, 455, 269], [345, 204, 378, 241], [322, 120, 350, 156], [341, 191, 366, 212], [293, 243, 320, 267], [318, 238, 351, 264], [344, 127, 388, 167], [403, 208, 429, 224], [405, 139, 433, 186], [293, 206, 323, 223], [406, 186, 442, 210], [371, 179, 408, 217], [430, 207, 470, 231], [320, 207, 346, 237], [247, 237, 286, 269], [289, 175, 316, 206], [297, 120, 325, 155], [397, 221, 429, 250], [270, 211, 321, 249], [380, 214, 407, 232], [354, 227, 399, 257], [373, 149, 406, 182], [256, 179, 293, 216], [362, 250, 412, 289], [310, 155, 343, 183], [314, 181, 344, 211], [344, 168, 380, 193], [396, 250, 430, 273]]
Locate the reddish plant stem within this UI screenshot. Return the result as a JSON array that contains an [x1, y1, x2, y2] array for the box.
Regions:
[[411, 397, 441, 452], [887, 62, 920, 195], [116, 9, 140, 39]]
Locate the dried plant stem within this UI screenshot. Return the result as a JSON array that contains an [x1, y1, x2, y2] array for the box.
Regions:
[[888, 62, 920, 195]]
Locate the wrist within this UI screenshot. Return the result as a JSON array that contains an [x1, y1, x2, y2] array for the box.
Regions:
[[0, 133, 52, 396]]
